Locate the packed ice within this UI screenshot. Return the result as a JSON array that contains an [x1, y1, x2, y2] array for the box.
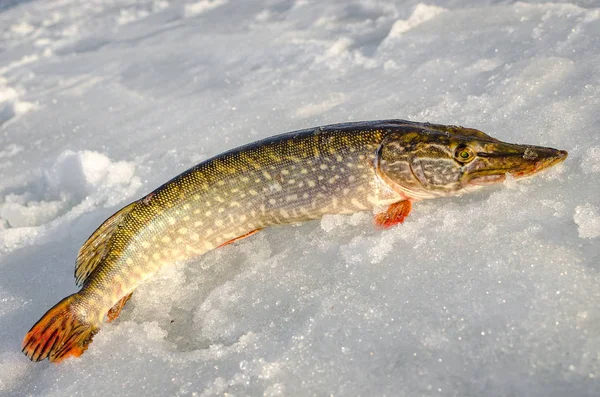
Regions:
[[0, 0, 598, 396]]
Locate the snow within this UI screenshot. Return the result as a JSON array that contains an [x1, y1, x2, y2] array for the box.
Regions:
[[574, 204, 600, 238], [0, 0, 599, 396]]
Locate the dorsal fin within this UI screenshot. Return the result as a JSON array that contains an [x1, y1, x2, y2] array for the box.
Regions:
[[74, 201, 138, 287]]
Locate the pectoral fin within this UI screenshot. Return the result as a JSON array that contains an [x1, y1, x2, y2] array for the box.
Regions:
[[374, 200, 412, 229]]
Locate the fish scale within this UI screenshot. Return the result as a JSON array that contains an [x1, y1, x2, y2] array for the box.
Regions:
[[22, 119, 567, 362], [78, 126, 392, 318]]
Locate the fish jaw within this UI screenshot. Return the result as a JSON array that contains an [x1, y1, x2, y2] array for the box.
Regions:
[[465, 143, 568, 187]]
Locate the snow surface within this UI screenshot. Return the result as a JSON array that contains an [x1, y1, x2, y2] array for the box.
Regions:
[[0, 0, 599, 395]]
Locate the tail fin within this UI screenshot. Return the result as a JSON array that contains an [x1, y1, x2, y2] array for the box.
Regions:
[[22, 294, 99, 363]]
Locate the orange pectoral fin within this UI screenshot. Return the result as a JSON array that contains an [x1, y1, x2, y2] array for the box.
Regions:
[[106, 292, 133, 323], [374, 200, 412, 229], [218, 228, 263, 248]]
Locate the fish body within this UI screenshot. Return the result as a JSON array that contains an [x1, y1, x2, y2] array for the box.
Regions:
[[22, 120, 567, 362]]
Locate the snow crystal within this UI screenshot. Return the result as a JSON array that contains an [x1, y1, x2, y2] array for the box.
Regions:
[[385, 3, 446, 39], [574, 204, 600, 239], [0, 78, 34, 127], [183, 0, 228, 18], [0, 353, 28, 393], [581, 146, 600, 174]]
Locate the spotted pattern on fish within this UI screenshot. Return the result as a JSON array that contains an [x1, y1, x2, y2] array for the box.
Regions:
[[22, 119, 567, 362]]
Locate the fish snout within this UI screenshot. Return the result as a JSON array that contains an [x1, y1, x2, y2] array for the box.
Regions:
[[530, 147, 568, 172], [509, 145, 567, 179]]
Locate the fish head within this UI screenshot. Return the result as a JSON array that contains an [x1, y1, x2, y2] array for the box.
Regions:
[[376, 124, 567, 199]]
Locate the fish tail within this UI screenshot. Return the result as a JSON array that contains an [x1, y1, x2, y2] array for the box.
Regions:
[[22, 293, 99, 363]]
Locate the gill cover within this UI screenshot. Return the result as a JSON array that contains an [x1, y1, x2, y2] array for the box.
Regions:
[[375, 129, 463, 199]]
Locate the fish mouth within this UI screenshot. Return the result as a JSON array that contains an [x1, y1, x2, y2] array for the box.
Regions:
[[467, 147, 567, 186], [467, 171, 510, 186]]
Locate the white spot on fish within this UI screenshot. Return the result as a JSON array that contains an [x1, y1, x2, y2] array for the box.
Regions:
[[366, 195, 380, 205], [351, 198, 368, 209], [269, 183, 282, 192], [185, 245, 203, 254]]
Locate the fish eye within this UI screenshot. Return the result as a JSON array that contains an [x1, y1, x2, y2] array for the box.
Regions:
[[454, 146, 475, 163]]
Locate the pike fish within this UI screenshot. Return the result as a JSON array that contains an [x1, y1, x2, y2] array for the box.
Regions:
[[22, 120, 567, 362]]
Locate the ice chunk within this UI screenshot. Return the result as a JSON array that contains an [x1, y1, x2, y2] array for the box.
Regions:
[[0, 78, 34, 126], [382, 3, 447, 42], [0, 150, 139, 228], [183, 0, 227, 18], [581, 146, 600, 174], [574, 204, 600, 238]]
